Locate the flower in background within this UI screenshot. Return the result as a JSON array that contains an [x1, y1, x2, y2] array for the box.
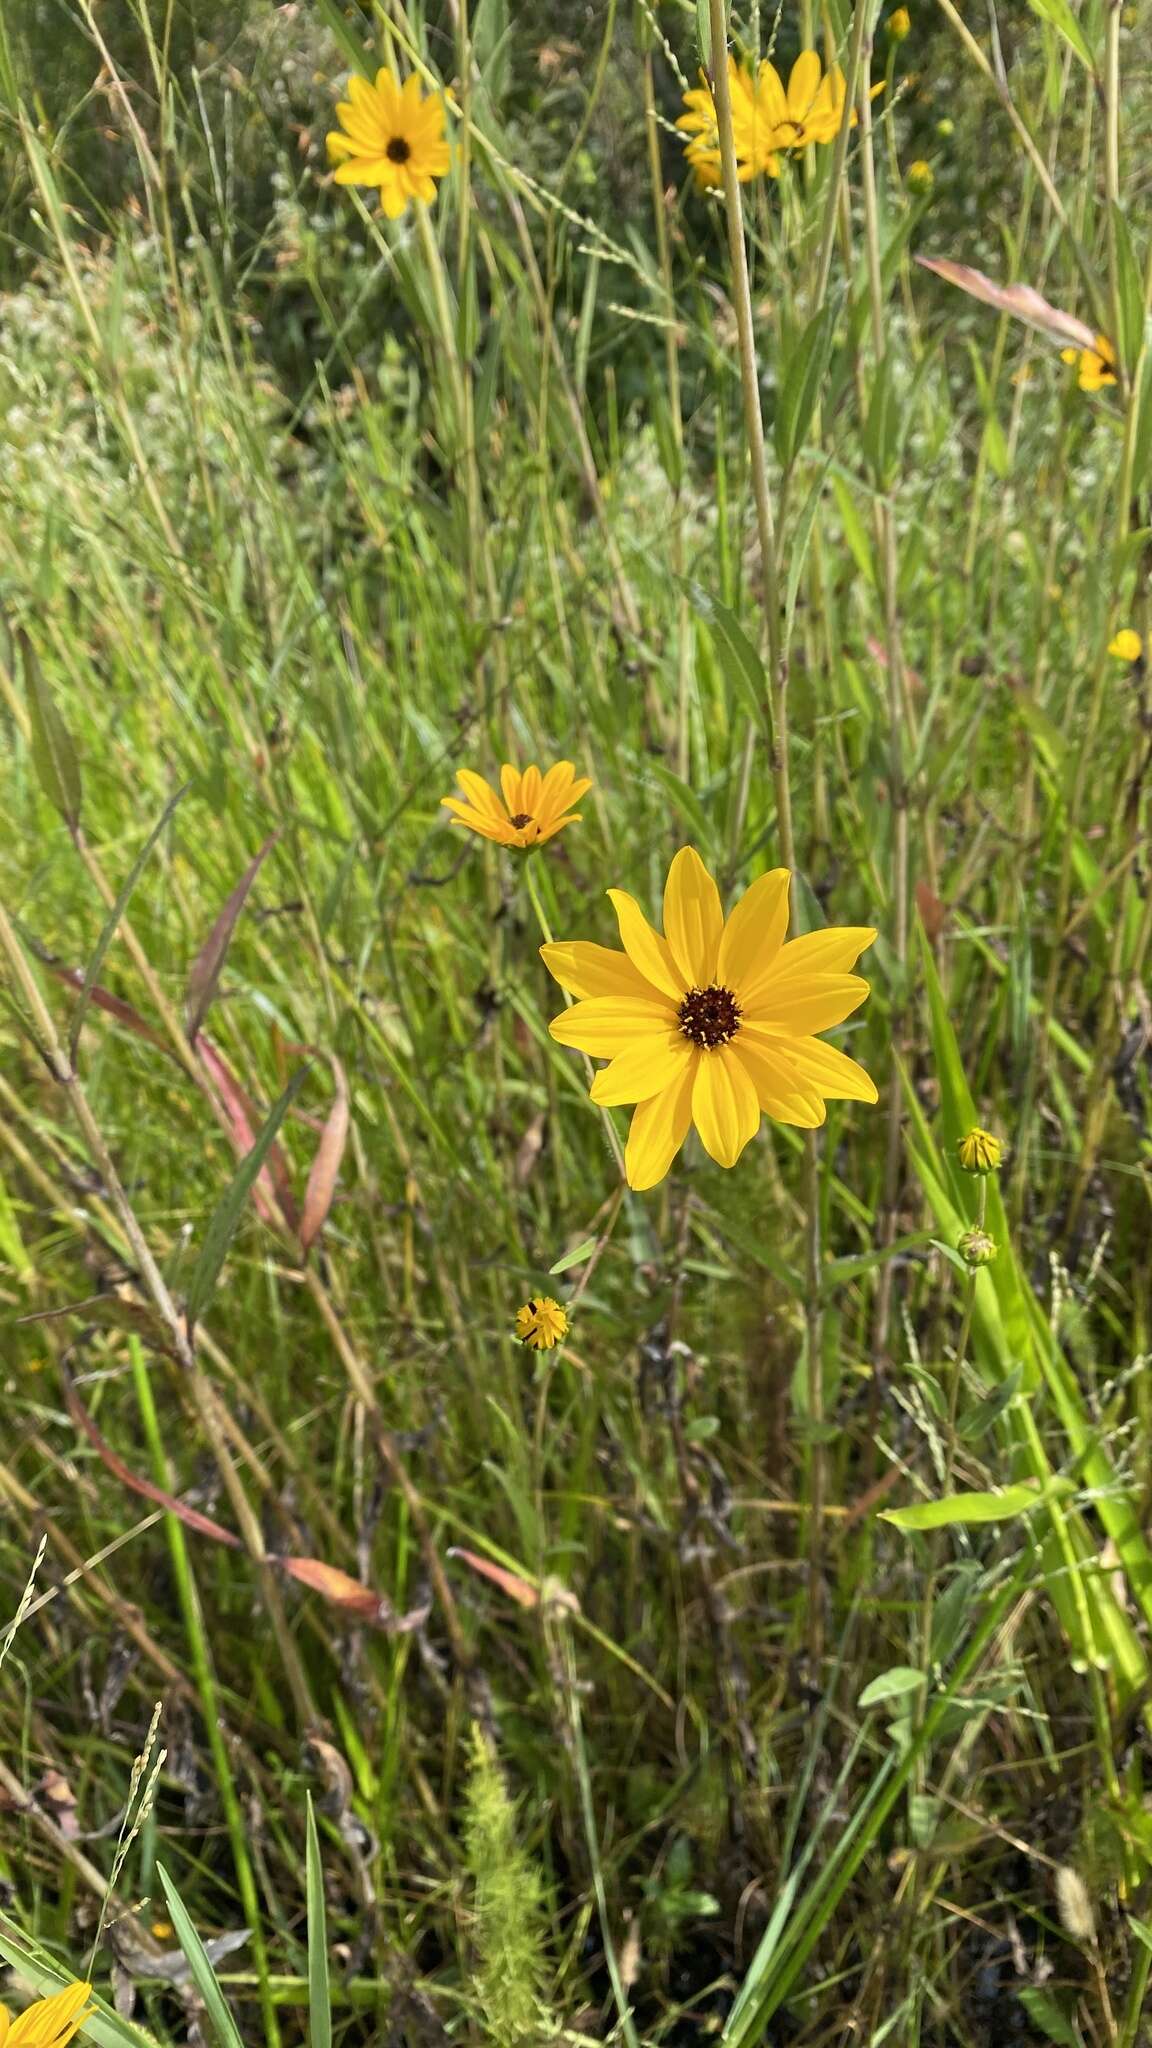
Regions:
[[441, 763, 592, 849], [543, 848, 877, 1190], [757, 51, 884, 151], [676, 59, 781, 187], [1060, 334, 1117, 391], [958, 1126, 1002, 1175], [1108, 628, 1143, 661], [907, 158, 934, 193], [515, 1297, 569, 1349], [326, 67, 449, 220], [888, 7, 912, 39], [0, 1981, 93, 2047]]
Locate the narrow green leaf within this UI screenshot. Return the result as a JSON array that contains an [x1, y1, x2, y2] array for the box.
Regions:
[[1016, 1987, 1083, 2048], [684, 583, 769, 733], [157, 1865, 245, 2048], [186, 1070, 307, 1329], [1111, 204, 1144, 372], [549, 1235, 598, 1276], [857, 1666, 927, 1709], [784, 459, 832, 647], [882, 1479, 1072, 1531], [1130, 344, 1152, 493], [1026, 0, 1095, 71], [71, 784, 190, 1060], [774, 307, 836, 471], [19, 629, 82, 830], [305, 1795, 333, 2048]]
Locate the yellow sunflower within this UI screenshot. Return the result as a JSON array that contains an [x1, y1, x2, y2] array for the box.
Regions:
[[676, 59, 782, 187], [326, 67, 449, 221], [441, 763, 592, 849], [0, 1982, 93, 2048], [542, 848, 878, 1191], [756, 50, 884, 149], [1060, 334, 1117, 392]]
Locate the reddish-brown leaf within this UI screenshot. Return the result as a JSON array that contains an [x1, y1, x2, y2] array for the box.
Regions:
[[916, 258, 1099, 353], [18, 1294, 178, 1355], [185, 832, 280, 1043], [42, 961, 172, 1057], [63, 1368, 243, 1550], [915, 881, 947, 942], [197, 1033, 299, 1232], [278, 1555, 429, 1633], [299, 1061, 350, 1253], [448, 1547, 540, 1609]]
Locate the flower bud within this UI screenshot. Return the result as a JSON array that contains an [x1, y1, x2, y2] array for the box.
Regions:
[[958, 1228, 997, 1268], [907, 159, 934, 193], [888, 7, 911, 39], [958, 1127, 1002, 1175]]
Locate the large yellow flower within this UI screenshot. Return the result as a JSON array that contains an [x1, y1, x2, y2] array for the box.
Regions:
[[757, 50, 883, 148], [441, 762, 592, 849], [326, 68, 449, 220], [676, 59, 782, 186], [543, 849, 878, 1190], [0, 1982, 93, 2047]]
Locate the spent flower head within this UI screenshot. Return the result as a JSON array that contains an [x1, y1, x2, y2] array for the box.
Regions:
[[515, 1297, 569, 1350], [543, 848, 877, 1190], [441, 763, 591, 849], [958, 1127, 1002, 1175], [327, 66, 449, 220]]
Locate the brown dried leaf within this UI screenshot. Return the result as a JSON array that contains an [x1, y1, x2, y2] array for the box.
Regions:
[[916, 257, 1099, 352], [299, 1061, 350, 1252], [41, 960, 172, 1056], [278, 1554, 429, 1633], [63, 1366, 243, 1550], [915, 881, 947, 942], [448, 1546, 540, 1609], [185, 832, 280, 1042]]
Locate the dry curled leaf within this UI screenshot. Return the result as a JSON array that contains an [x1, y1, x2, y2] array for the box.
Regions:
[[917, 257, 1098, 352], [299, 1059, 350, 1252], [185, 832, 280, 1042]]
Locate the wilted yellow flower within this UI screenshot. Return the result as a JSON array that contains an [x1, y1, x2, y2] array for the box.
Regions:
[[1060, 334, 1117, 392], [958, 1227, 997, 1268], [888, 8, 912, 39], [515, 1297, 569, 1350], [907, 158, 934, 193], [676, 59, 781, 186], [441, 763, 592, 849], [327, 67, 449, 220], [0, 1981, 93, 2047], [1108, 628, 1142, 661], [543, 848, 877, 1190], [958, 1126, 1002, 1175]]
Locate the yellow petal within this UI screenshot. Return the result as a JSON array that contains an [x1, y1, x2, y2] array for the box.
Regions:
[[535, 815, 580, 843], [691, 1047, 760, 1167], [783, 1036, 879, 1102], [332, 106, 379, 148], [743, 926, 875, 1010], [606, 889, 686, 1003], [520, 764, 543, 814], [326, 130, 358, 161], [441, 801, 514, 842], [539, 942, 658, 1001], [625, 1059, 698, 1189], [8, 1985, 93, 2048], [0, 2008, 9, 2047], [589, 1033, 694, 1106], [733, 1039, 827, 1126], [756, 58, 788, 126], [334, 158, 388, 184], [534, 760, 574, 819], [549, 996, 676, 1057], [663, 847, 723, 985], [453, 769, 503, 817], [371, 66, 402, 119], [744, 977, 870, 1033], [379, 178, 410, 218], [717, 868, 791, 995], [500, 763, 523, 815], [787, 50, 823, 122]]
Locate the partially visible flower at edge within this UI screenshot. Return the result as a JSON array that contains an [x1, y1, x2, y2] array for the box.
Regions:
[[1108, 628, 1143, 662], [958, 1126, 1002, 1175], [0, 1980, 94, 2048], [515, 1297, 570, 1350], [441, 763, 592, 849], [1060, 333, 1117, 392], [542, 847, 878, 1191], [326, 66, 450, 221]]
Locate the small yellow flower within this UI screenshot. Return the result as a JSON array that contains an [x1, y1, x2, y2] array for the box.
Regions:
[[1060, 334, 1117, 392], [958, 1227, 997, 1268], [907, 158, 934, 193], [515, 1297, 569, 1350], [958, 1127, 1002, 1175], [543, 848, 878, 1190], [441, 763, 592, 849], [888, 8, 912, 40], [1108, 628, 1143, 662], [0, 1981, 93, 2047], [757, 49, 885, 150], [326, 66, 449, 221]]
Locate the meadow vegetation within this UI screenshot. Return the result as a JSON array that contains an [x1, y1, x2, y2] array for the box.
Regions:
[[1, 1, 1151, 2044]]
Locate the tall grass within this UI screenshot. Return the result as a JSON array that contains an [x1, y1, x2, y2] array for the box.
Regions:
[[1, 1, 1151, 2043]]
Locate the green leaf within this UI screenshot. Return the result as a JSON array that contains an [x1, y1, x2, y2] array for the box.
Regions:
[[684, 584, 769, 733], [882, 1479, 1072, 1531], [1111, 205, 1145, 373], [863, 355, 900, 488], [775, 307, 836, 471], [305, 1795, 332, 2048], [784, 459, 832, 647], [829, 470, 875, 585], [1026, 0, 1095, 71], [549, 1235, 598, 1276], [71, 784, 190, 1060], [645, 760, 713, 846], [857, 1666, 927, 1708], [157, 1865, 245, 2048], [1016, 1987, 1083, 2048], [19, 628, 82, 830], [957, 1366, 1023, 1442], [186, 1070, 307, 1329], [1130, 343, 1152, 493]]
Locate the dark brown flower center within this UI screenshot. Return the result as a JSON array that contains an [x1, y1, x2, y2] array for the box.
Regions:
[[386, 135, 412, 163], [678, 983, 741, 1048], [509, 812, 533, 829]]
